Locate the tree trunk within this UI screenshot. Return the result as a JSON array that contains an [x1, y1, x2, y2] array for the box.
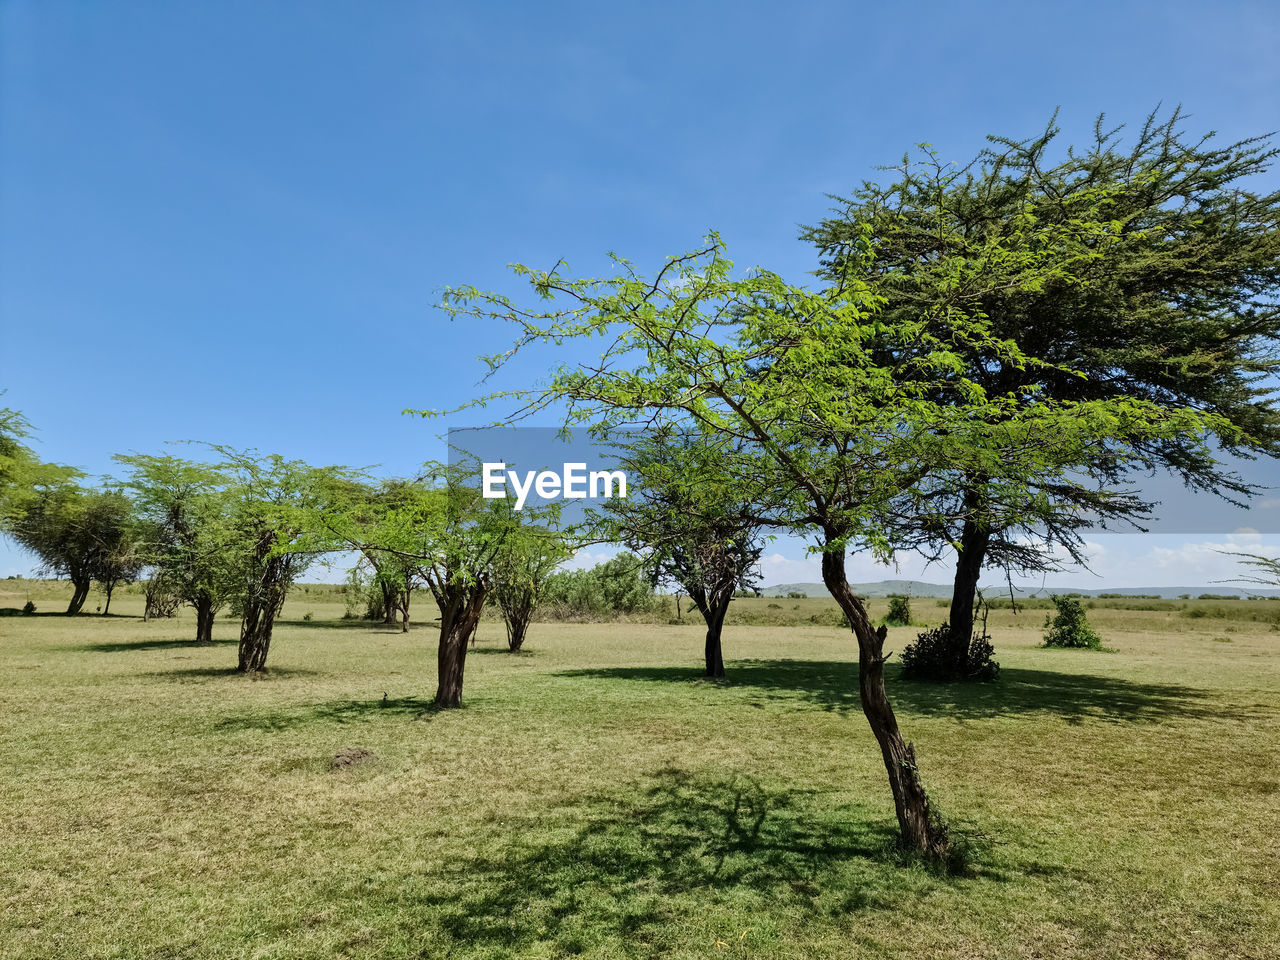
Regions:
[[821, 547, 949, 859], [66, 578, 91, 615], [398, 586, 411, 633], [504, 599, 531, 652], [435, 585, 487, 707], [102, 583, 114, 616], [381, 579, 398, 625], [701, 592, 729, 678], [194, 594, 216, 645], [237, 553, 291, 673], [947, 520, 991, 676]]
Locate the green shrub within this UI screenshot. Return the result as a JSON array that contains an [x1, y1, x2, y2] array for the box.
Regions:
[[1043, 595, 1102, 649], [884, 595, 911, 626], [22, 600, 36, 615], [900, 623, 999, 681]]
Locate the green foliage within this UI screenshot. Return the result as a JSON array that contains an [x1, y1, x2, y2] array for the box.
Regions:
[[1043, 595, 1103, 649], [541, 553, 657, 618], [803, 108, 1280, 595], [884, 595, 912, 626]]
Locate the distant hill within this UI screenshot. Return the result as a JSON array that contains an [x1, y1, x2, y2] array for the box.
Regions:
[[759, 580, 1280, 599]]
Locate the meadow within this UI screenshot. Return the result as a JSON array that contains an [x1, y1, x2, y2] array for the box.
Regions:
[[1, 582, 1278, 959]]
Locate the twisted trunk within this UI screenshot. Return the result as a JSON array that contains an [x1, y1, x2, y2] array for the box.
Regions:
[[66, 576, 91, 615], [821, 547, 949, 859], [238, 551, 293, 673]]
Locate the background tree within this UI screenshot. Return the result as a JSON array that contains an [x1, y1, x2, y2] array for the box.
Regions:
[[215, 448, 333, 673], [11, 484, 136, 614], [439, 233, 1223, 858], [0, 404, 78, 533], [116, 454, 240, 643], [321, 464, 520, 706], [802, 108, 1280, 676], [491, 519, 567, 652], [85, 489, 142, 615], [606, 431, 766, 677]]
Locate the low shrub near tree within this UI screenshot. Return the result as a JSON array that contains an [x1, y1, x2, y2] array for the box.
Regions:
[[899, 622, 999, 681], [1043, 595, 1103, 649]]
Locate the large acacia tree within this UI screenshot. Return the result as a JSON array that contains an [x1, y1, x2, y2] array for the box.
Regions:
[[437, 233, 1222, 858], [803, 108, 1280, 674]]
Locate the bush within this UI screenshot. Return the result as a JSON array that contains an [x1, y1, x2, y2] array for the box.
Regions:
[[22, 600, 36, 615], [1043, 595, 1102, 649], [899, 622, 999, 681], [539, 553, 656, 619], [884, 595, 911, 626]]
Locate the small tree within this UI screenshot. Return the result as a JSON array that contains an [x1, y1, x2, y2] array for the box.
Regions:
[[11, 484, 135, 614], [323, 465, 520, 706], [116, 454, 241, 643], [1042, 595, 1103, 650], [491, 520, 567, 652], [606, 431, 766, 677]]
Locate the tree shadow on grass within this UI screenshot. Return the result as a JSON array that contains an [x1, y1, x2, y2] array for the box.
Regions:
[[215, 696, 438, 731], [67, 637, 239, 653], [556, 660, 1258, 723], [274, 618, 411, 632], [144, 666, 325, 682], [335, 767, 994, 954]]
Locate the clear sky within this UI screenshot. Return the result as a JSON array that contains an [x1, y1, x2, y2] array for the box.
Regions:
[[3, 0, 1279, 587]]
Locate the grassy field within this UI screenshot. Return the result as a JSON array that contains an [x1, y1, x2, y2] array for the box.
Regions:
[[1, 583, 1278, 959]]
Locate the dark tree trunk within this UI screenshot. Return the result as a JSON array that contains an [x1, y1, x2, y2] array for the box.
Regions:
[[66, 577, 91, 615], [435, 584, 487, 707], [946, 520, 991, 676], [381, 579, 398, 625], [821, 546, 949, 859], [701, 592, 730, 678], [396, 581, 412, 633], [194, 593, 217, 645], [101, 582, 114, 616]]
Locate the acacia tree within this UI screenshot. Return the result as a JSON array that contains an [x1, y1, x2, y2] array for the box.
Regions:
[[322, 465, 520, 706], [115, 454, 241, 643], [215, 449, 332, 673], [803, 108, 1280, 675], [88, 491, 142, 615], [491, 519, 567, 652], [11, 484, 136, 614], [437, 234, 1222, 858], [606, 431, 765, 678]]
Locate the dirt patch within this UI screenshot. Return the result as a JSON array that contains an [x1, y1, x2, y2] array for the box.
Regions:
[[329, 747, 378, 771]]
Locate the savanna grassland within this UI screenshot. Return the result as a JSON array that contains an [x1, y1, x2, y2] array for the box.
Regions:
[[1, 583, 1278, 959]]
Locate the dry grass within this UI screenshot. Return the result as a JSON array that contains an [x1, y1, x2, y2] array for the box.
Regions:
[[1, 583, 1278, 958]]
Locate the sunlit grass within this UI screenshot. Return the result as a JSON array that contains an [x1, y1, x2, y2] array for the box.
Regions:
[[1, 584, 1277, 958]]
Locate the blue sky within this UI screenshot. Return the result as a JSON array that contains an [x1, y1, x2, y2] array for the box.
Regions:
[[2, 0, 1279, 586]]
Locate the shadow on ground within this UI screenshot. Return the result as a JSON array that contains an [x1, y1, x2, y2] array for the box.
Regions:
[[328, 767, 987, 953], [216, 696, 437, 731], [67, 637, 240, 653], [557, 660, 1258, 723]]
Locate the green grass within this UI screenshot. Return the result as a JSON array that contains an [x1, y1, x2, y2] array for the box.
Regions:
[[1, 584, 1278, 958]]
